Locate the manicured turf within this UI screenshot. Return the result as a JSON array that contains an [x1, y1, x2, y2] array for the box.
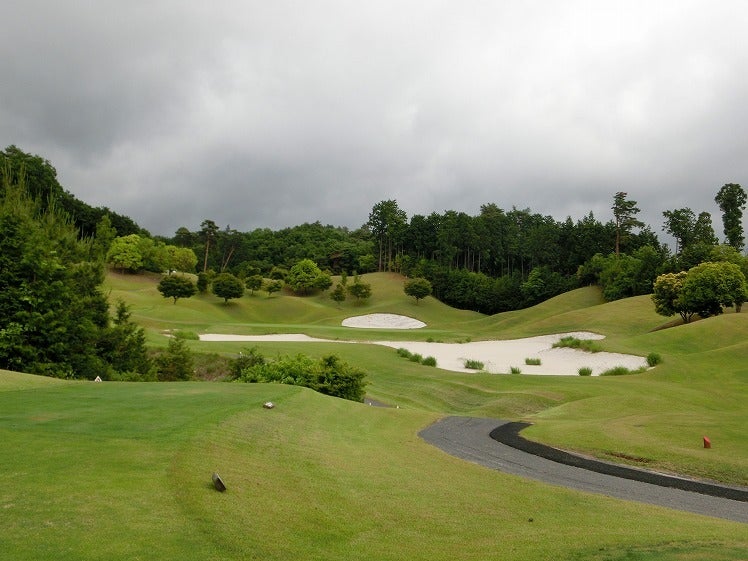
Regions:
[[1, 375, 745, 560], [2, 271, 746, 558]]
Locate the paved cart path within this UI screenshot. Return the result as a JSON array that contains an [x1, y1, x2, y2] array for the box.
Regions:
[[419, 416, 748, 524]]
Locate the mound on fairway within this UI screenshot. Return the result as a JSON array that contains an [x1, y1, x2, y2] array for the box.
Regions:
[[342, 313, 426, 329]]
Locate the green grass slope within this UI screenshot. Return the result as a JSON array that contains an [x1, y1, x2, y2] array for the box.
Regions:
[[105, 271, 748, 484], [1, 375, 745, 560], [105, 271, 482, 343]]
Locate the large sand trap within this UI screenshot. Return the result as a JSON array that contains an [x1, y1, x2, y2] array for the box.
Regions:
[[197, 330, 647, 376], [342, 313, 426, 329], [373, 332, 647, 376]]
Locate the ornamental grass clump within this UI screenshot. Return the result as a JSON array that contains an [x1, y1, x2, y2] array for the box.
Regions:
[[421, 356, 437, 367], [463, 359, 484, 370], [396, 348, 412, 359], [600, 366, 633, 376], [525, 357, 541, 365], [646, 352, 663, 366], [552, 336, 601, 353], [578, 367, 593, 376]]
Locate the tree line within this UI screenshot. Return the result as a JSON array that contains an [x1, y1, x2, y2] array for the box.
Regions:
[[4, 145, 747, 316]]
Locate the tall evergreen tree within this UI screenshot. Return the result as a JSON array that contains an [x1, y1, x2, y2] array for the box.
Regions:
[[714, 183, 747, 250], [612, 192, 644, 256]]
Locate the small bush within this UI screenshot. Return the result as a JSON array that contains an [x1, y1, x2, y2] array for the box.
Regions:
[[646, 352, 662, 366], [600, 366, 633, 376], [421, 356, 437, 367], [173, 330, 199, 340], [578, 367, 593, 376], [525, 357, 541, 365], [464, 359, 484, 370], [409, 353, 424, 363], [509, 366, 522, 374], [396, 348, 412, 359], [553, 336, 601, 353]]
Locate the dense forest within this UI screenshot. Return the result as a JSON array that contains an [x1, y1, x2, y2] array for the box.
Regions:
[[2, 145, 746, 317]]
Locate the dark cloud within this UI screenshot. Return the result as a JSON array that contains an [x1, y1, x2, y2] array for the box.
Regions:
[[2, 1, 747, 242]]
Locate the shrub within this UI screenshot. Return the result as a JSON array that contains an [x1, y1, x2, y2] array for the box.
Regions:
[[509, 366, 522, 374], [229, 347, 266, 380], [421, 356, 437, 367], [646, 352, 663, 366], [578, 367, 593, 376], [409, 353, 424, 363], [396, 348, 412, 358], [553, 336, 601, 352], [464, 359, 484, 370], [600, 366, 633, 376], [155, 337, 194, 381], [525, 357, 541, 365], [173, 330, 199, 340], [236, 351, 367, 402]]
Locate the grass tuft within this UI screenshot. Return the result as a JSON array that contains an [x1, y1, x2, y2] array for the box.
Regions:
[[463, 359, 484, 370], [552, 336, 601, 352]]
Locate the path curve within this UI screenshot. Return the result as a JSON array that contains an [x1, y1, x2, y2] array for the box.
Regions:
[[418, 416, 748, 523]]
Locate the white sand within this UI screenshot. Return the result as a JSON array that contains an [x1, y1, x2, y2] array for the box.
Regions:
[[342, 313, 426, 329], [199, 313, 647, 376], [372, 332, 648, 376], [199, 333, 332, 342]]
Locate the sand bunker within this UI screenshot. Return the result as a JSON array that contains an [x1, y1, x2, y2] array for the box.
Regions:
[[342, 313, 426, 329], [197, 330, 647, 376], [373, 332, 647, 376]]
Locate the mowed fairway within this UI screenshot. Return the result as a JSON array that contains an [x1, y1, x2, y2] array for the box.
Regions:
[[1, 271, 746, 559]]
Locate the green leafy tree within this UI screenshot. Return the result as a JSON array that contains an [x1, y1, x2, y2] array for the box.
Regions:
[[0, 175, 119, 378], [652, 271, 691, 322], [167, 246, 198, 273], [715, 183, 747, 250], [200, 219, 219, 272], [314, 271, 333, 292], [680, 261, 746, 317], [158, 275, 197, 304], [211, 272, 244, 303], [269, 266, 288, 280], [287, 258, 324, 295], [196, 272, 210, 293], [612, 192, 644, 256], [99, 301, 153, 379], [265, 279, 283, 297], [662, 208, 696, 254], [358, 254, 376, 273], [404, 277, 432, 303], [330, 283, 346, 306], [246, 274, 263, 295], [347, 276, 372, 301], [368, 199, 407, 271], [91, 214, 117, 261], [106, 234, 143, 272], [138, 237, 170, 272], [155, 337, 194, 381]]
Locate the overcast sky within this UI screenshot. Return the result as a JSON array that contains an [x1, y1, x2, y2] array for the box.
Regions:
[[2, 1, 747, 242]]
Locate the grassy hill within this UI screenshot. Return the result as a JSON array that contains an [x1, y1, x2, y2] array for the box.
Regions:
[[2, 271, 747, 559]]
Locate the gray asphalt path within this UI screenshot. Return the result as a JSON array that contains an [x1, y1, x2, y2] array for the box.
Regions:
[[418, 416, 748, 524]]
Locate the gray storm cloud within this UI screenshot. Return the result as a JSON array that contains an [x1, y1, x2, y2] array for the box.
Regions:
[[1, 1, 746, 238]]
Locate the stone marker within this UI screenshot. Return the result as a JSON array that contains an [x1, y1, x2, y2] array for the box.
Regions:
[[212, 472, 226, 492], [263, 401, 275, 409], [703, 436, 711, 449]]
